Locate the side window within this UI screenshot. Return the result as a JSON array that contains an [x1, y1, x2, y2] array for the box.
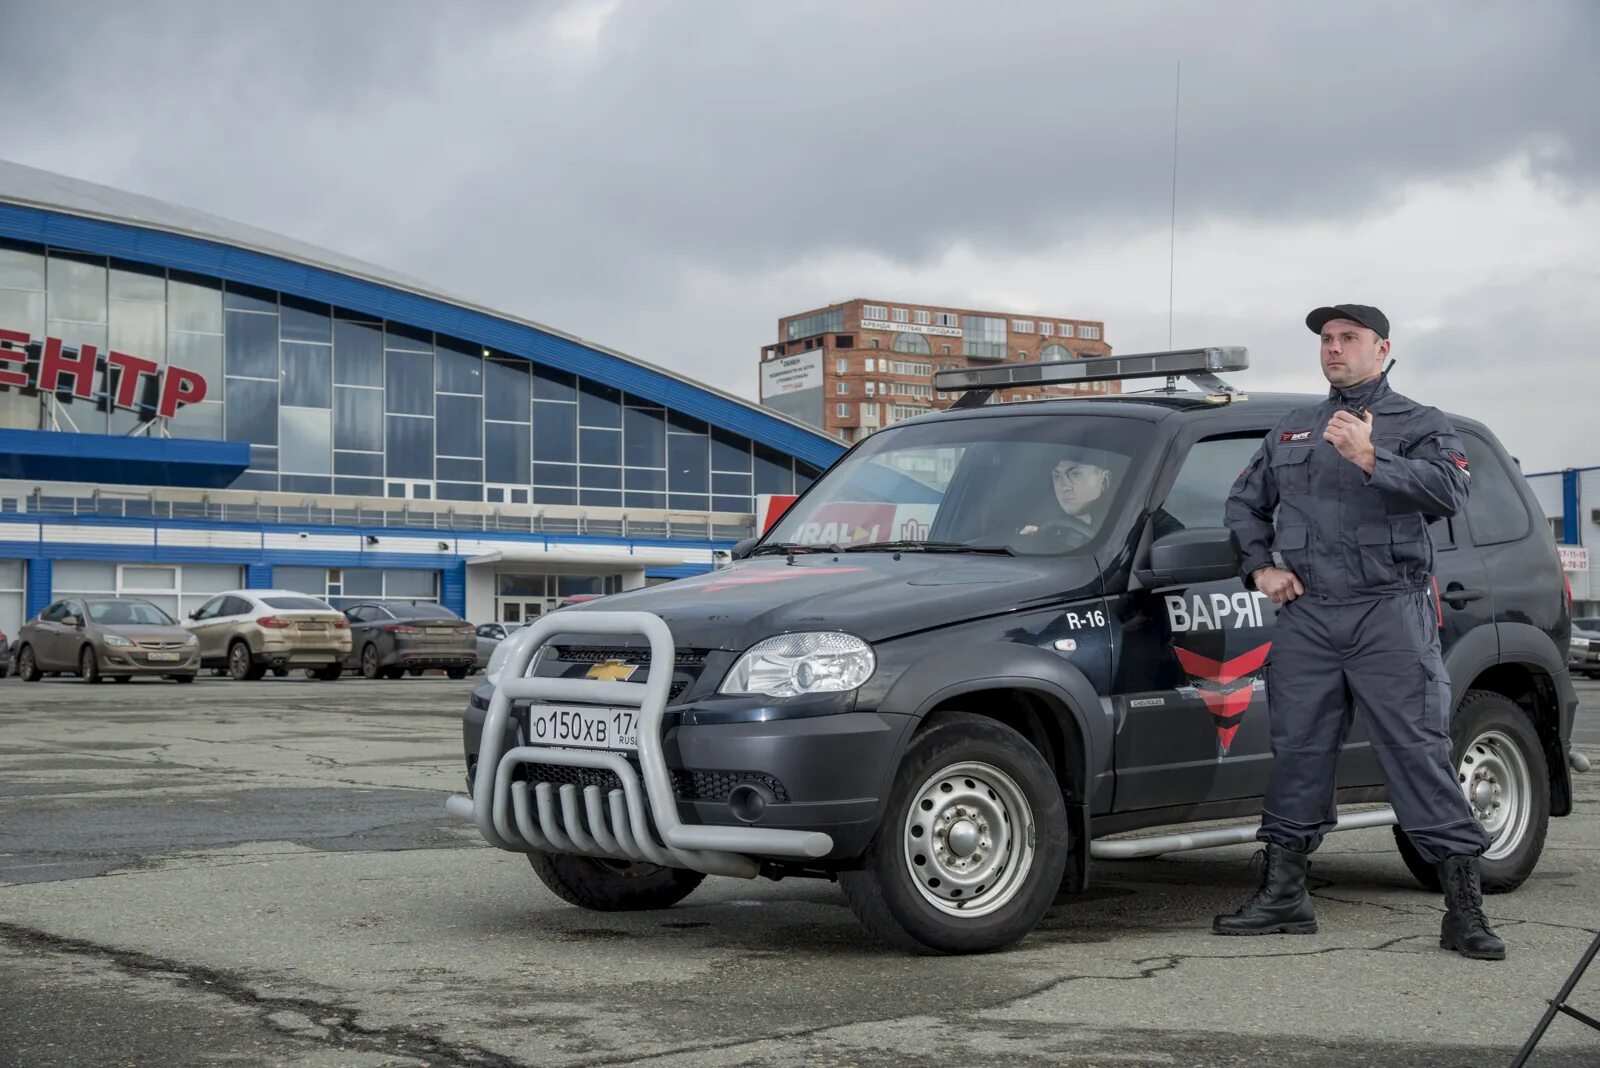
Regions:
[[64, 600, 86, 622], [1459, 432, 1531, 546], [193, 596, 223, 620], [1160, 434, 1265, 530], [224, 596, 253, 617], [41, 601, 65, 623]]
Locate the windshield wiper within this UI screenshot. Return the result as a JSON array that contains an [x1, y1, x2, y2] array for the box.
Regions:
[[749, 542, 842, 557], [843, 540, 1015, 556]]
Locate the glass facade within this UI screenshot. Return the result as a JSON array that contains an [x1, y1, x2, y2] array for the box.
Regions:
[[785, 307, 843, 342], [962, 315, 1008, 361], [0, 240, 820, 512]]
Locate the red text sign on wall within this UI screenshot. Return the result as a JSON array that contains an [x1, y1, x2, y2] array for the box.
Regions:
[[0, 329, 207, 419]]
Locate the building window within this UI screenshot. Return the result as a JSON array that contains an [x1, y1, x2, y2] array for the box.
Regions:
[[1012, 320, 1034, 333], [1017, 350, 1029, 360], [913, 309, 931, 325], [891, 332, 931, 355], [1041, 343, 1071, 363], [864, 358, 874, 372], [865, 382, 875, 396], [862, 304, 888, 321], [891, 307, 910, 323], [861, 402, 879, 418], [1039, 322, 1054, 337], [962, 315, 1007, 361], [786, 308, 844, 341], [836, 382, 848, 395], [934, 312, 959, 327], [835, 335, 854, 348], [889, 403, 930, 423], [836, 403, 850, 418], [941, 344, 951, 355], [1078, 324, 1101, 340], [889, 360, 931, 376], [835, 358, 849, 374], [870, 338, 880, 348]]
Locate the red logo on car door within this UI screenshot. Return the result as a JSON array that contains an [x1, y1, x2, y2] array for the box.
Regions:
[[1173, 643, 1272, 754]]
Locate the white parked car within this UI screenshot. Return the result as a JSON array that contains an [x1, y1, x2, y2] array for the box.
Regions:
[[181, 589, 352, 681]]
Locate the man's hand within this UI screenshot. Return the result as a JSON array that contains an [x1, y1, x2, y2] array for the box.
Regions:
[[1252, 565, 1304, 604], [1324, 410, 1376, 474]]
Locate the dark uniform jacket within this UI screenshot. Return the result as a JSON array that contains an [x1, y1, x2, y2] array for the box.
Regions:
[[1225, 376, 1471, 604]]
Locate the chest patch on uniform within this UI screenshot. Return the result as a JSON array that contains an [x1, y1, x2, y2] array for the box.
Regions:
[[1280, 429, 1313, 443]]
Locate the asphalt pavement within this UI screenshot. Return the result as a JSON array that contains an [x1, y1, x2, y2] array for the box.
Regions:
[[2, 673, 1597, 1067]]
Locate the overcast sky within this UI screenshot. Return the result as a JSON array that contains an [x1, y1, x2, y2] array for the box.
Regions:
[[2, 1, 1595, 472]]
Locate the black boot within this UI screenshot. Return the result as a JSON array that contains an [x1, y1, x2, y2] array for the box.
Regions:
[[1438, 854, 1506, 961], [1212, 844, 1318, 935]]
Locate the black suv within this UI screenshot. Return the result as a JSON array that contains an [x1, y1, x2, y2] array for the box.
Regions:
[[451, 349, 1581, 954]]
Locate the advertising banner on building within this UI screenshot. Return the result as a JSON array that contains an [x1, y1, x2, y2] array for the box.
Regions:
[[759, 351, 824, 429]]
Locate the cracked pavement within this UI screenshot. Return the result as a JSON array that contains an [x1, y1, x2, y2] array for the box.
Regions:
[[2, 674, 1597, 1067]]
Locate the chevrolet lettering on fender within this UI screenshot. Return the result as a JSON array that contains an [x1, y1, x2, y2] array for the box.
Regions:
[[451, 347, 1584, 955]]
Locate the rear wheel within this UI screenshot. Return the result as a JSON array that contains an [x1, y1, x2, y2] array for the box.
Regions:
[[310, 663, 342, 681], [381, 666, 405, 680], [271, 666, 289, 678], [79, 646, 102, 684], [446, 665, 470, 680], [1394, 690, 1549, 894], [360, 644, 382, 680], [528, 854, 705, 911], [15, 644, 42, 682], [840, 712, 1068, 954], [407, 667, 424, 677], [228, 640, 265, 682]]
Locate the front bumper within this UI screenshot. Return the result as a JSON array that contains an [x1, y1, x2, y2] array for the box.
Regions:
[[447, 611, 904, 877], [1567, 645, 1600, 673], [99, 648, 200, 675]]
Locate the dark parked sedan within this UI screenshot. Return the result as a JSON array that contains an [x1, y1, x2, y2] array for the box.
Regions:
[[343, 601, 477, 679], [1569, 624, 1600, 679]]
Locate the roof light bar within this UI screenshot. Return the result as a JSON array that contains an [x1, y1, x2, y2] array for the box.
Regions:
[[933, 346, 1249, 394]]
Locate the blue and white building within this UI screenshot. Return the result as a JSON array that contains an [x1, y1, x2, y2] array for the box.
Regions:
[[1524, 466, 1598, 617], [0, 160, 842, 636]]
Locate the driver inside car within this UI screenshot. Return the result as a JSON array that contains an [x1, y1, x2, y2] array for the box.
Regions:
[[1016, 456, 1111, 546]]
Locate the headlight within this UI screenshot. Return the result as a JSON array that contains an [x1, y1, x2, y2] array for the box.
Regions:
[[102, 634, 132, 647], [1574, 636, 1591, 651], [720, 632, 875, 698], [485, 629, 541, 687]]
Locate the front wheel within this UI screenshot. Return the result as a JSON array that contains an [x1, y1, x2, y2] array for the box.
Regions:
[[79, 646, 103, 684], [446, 666, 470, 680], [310, 663, 342, 681], [360, 644, 382, 680], [528, 854, 705, 911], [1394, 690, 1550, 894], [15, 645, 42, 682], [168, 674, 197, 684], [840, 712, 1069, 954]]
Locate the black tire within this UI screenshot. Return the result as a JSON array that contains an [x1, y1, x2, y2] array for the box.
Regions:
[[15, 644, 42, 682], [1394, 689, 1550, 894], [271, 666, 289, 678], [839, 712, 1069, 955], [406, 667, 424, 677], [527, 854, 705, 911], [1584, 671, 1600, 680], [381, 666, 404, 680], [311, 663, 342, 681], [228, 640, 265, 681], [113, 675, 131, 683], [360, 644, 382, 680], [446, 666, 470, 680], [79, 645, 102, 684], [168, 674, 197, 684]]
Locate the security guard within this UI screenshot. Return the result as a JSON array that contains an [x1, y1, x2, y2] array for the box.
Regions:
[[1215, 303, 1504, 961]]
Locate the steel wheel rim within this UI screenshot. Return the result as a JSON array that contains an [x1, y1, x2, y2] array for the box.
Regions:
[[363, 646, 378, 676], [1460, 729, 1531, 861], [230, 644, 248, 677], [81, 648, 95, 678], [19, 647, 33, 676], [902, 760, 1036, 919]]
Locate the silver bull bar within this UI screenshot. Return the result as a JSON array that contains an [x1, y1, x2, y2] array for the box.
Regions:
[[444, 610, 834, 879]]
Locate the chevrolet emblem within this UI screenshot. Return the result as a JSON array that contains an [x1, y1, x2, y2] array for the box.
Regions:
[[585, 659, 639, 682]]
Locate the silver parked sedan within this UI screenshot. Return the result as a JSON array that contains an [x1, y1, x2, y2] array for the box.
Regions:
[[12, 597, 200, 683]]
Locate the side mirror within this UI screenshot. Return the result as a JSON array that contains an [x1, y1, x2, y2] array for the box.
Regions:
[[1134, 527, 1241, 588], [189, 609, 203, 621], [730, 536, 760, 561], [64, 615, 83, 628]]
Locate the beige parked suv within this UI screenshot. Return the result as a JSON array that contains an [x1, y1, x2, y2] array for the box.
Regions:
[[12, 597, 200, 683], [183, 590, 351, 681]]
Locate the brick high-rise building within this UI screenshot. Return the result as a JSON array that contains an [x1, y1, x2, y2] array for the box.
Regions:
[[758, 299, 1113, 443]]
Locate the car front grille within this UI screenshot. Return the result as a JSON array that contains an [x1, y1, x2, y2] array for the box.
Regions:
[[491, 754, 788, 804]]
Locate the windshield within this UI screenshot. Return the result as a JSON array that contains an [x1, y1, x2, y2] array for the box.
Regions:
[[387, 602, 457, 620], [262, 596, 334, 611], [87, 600, 176, 626], [763, 413, 1153, 556]]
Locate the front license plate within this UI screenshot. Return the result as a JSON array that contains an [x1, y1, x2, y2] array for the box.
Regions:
[[146, 652, 182, 662], [526, 705, 639, 752]]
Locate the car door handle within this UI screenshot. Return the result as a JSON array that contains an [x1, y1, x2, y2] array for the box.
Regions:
[[1442, 586, 1485, 607]]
